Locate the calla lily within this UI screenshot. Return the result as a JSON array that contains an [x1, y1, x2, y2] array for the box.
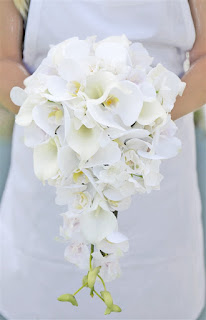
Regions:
[[58, 145, 79, 178], [84, 71, 117, 104], [33, 138, 59, 181], [67, 121, 103, 161], [137, 100, 166, 126]]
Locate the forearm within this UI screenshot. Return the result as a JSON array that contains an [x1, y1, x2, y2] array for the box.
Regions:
[[171, 55, 206, 121], [0, 59, 29, 114]]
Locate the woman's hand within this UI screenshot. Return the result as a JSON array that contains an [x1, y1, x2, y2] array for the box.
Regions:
[[171, 0, 206, 121], [0, 0, 29, 114]]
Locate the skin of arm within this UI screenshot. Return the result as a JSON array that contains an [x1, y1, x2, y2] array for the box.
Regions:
[[171, 0, 206, 121], [0, 0, 29, 114]]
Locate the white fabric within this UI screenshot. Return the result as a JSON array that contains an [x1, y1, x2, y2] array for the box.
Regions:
[[0, 0, 205, 319]]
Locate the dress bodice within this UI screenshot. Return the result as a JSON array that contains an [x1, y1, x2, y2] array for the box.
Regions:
[[23, 0, 196, 77]]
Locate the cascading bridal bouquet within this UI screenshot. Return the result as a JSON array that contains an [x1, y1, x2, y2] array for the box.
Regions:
[[10, 35, 185, 315]]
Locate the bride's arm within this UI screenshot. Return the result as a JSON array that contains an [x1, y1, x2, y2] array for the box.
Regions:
[[0, 0, 29, 114], [171, 0, 206, 121]]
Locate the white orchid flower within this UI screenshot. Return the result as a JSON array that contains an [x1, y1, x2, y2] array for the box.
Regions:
[[24, 121, 48, 148], [15, 95, 45, 127], [94, 40, 131, 68], [137, 128, 182, 160], [32, 101, 64, 136], [92, 251, 122, 282], [42, 75, 75, 102], [128, 42, 154, 70], [105, 127, 149, 142], [84, 141, 121, 168], [24, 73, 53, 95], [94, 34, 131, 49], [64, 242, 90, 270], [60, 211, 81, 240], [105, 193, 132, 212], [123, 149, 145, 175], [55, 184, 87, 206], [10, 86, 27, 106], [142, 159, 164, 191], [148, 63, 186, 112], [87, 80, 143, 128], [96, 231, 129, 254], [63, 98, 96, 129], [80, 206, 118, 244], [48, 37, 91, 66]]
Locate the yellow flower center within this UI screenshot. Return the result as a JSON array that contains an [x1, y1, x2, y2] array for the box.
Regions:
[[69, 81, 81, 96], [73, 170, 83, 183], [104, 95, 119, 108], [108, 199, 119, 207], [48, 107, 63, 121], [75, 192, 88, 210]]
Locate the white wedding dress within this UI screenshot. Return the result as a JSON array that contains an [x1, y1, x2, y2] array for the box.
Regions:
[[0, 0, 205, 319]]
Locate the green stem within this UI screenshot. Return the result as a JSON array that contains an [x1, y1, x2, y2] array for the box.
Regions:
[[97, 274, 107, 291], [73, 283, 87, 296], [94, 289, 104, 302], [89, 244, 94, 270]]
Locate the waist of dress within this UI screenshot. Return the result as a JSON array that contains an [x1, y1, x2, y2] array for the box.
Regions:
[[141, 42, 186, 77], [23, 42, 186, 77]]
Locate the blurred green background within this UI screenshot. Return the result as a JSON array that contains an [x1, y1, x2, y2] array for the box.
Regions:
[[0, 106, 14, 202]]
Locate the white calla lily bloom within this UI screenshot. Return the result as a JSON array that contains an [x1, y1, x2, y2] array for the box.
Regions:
[[33, 138, 59, 181]]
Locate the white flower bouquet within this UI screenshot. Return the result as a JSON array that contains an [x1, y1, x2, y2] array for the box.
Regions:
[[11, 35, 185, 315]]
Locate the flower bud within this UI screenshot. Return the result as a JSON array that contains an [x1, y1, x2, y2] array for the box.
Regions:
[[100, 290, 113, 308], [104, 303, 122, 315], [88, 266, 101, 288], [82, 275, 88, 287], [104, 307, 112, 315], [112, 304, 122, 312], [57, 293, 78, 306]]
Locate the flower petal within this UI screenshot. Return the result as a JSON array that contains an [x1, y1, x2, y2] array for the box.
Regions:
[[33, 138, 59, 181], [137, 100, 166, 125], [10, 87, 27, 106], [85, 141, 121, 168], [80, 207, 118, 243], [68, 122, 102, 161]]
